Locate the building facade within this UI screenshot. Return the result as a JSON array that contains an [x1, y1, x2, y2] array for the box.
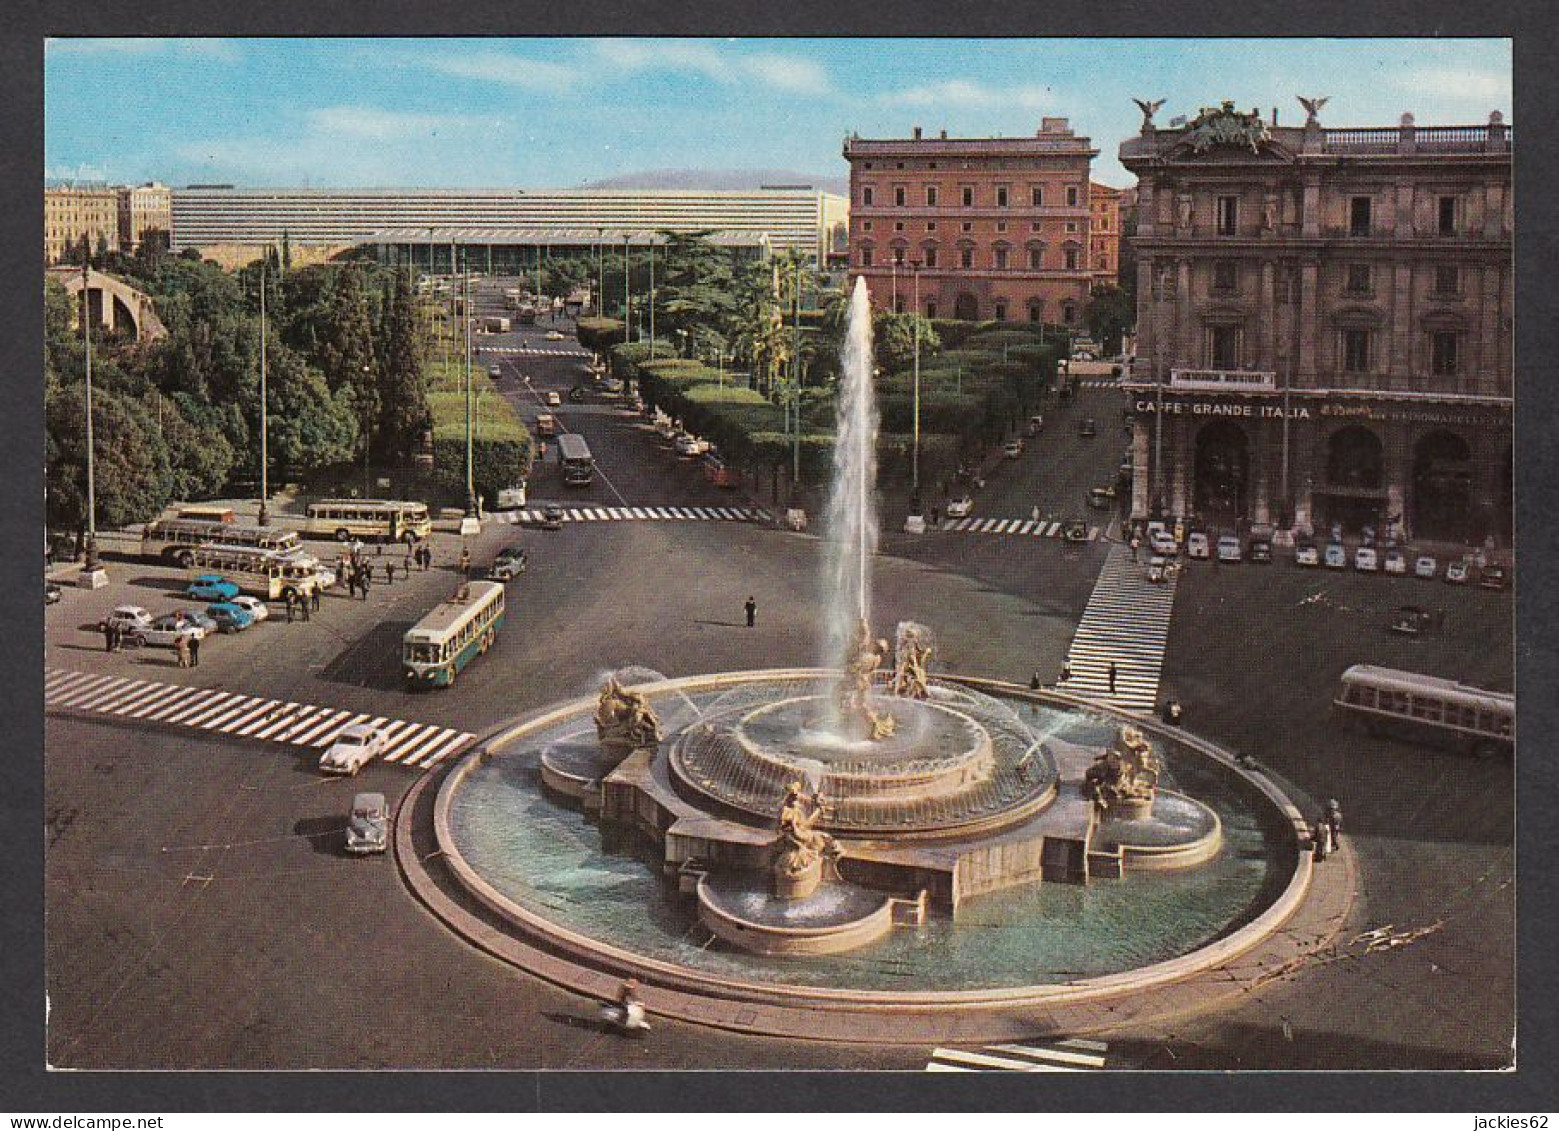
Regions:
[[117, 183, 172, 256], [169, 186, 847, 264], [44, 185, 120, 264], [1089, 181, 1123, 285], [1120, 101, 1512, 545], [842, 120, 1097, 325]]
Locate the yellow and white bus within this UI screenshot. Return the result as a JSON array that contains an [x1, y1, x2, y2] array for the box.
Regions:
[[1334, 664, 1514, 759], [184, 544, 321, 604], [402, 581, 506, 689], [303, 499, 432, 544], [142, 518, 300, 566]]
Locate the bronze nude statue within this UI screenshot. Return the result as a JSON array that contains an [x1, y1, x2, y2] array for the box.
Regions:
[[594, 676, 663, 759], [1082, 723, 1162, 817], [838, 618, 896, 740], [772, 781, 841, 900]]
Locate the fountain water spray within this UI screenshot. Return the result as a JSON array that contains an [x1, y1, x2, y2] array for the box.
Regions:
[[821, 277, 882, 715]]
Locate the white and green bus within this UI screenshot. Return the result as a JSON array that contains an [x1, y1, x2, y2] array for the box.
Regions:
[[402, 581, 507, 689], [303, 499, 432, 544], [142, 518, 300, 566], [1334, 664, 1514, 759], [184, 544, 321, 604]]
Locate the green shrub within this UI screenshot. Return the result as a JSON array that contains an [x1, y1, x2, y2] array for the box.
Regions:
[[576, 317, 625, 353]]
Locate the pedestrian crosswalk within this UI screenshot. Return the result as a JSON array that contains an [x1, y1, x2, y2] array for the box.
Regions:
[[925, 1037, 1109, 1072], [939, 516, 1103, 540], [492, 505, 772, 525], [1062, 543, 1179, 712], [44, 668, 474, 770], [481, 345, 591, 359], [1075, 378, 1126, 390]]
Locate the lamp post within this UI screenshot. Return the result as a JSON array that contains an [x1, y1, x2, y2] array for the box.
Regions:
[[463, 256, 475, 515], [80, 259, 98, 571], [793, 256, 803, 486], [361, 363, 373, 498], [258, 250, 270, 525], [911, 259, 923, 502], [623, 233, 632, 343], [596, 228, 605, 318], [648, 235, 655, 355]]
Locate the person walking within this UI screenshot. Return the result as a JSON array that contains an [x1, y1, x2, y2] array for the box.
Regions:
[[361, 562, 374, 588], [420, 544, 431, 572], [458, 546, 471, 577], [310, 585, 321, 614], [386, 561, 396, 586], [1325, 798, 1343, 846], [101, 621, 113, 653], [1107, 661, 1118, 695], [744, 596, 757, 628], [1029, 670, 1042, 691], [1031, 505, 1041, 524], [404, 546, 415, 576], [174, 633, 191, 669], [1059, 661, 1072, 685], [1130, 534, 1141, 563], [284, 592, 296, 622], [360, 572, 370, 600], [300, 593, 311, 622], [188, 633, 201, 668]]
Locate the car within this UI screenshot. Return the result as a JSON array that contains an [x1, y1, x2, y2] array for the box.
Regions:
[[1185, 531, 1211, 560], [132, 613, 206, 649], [1216, 535, 1243, 563], [179, 608, 219, 635], [1445, 559, 1470, 584], [544, 330, 565, 342], [45, 580, 62, 605], [491, 544, 528, 582], [601, 377, 625, 394], [488, 365, 502, 378], [1388, 605, 1433, 636], [567, 386, 587, 404], [1072, 350, 1096, 362], [1323, 542, 1347, 569], [1294, 540, 1320, 567], [1026, 414, 1044, 436], [1087, 486, 1116, 510], [1149, 529, 1179, 556], [1248, 538, 1273, 564], [545, 390, 562, 407], [1479, 564, 1508, 591], [1078, 418, 1098, 438], [538, 504, 566, 531], [319, 723, 387, 776], [1354, 546, 1379, 572], [205, 601, 255, 633], [1003, 439, 1024, 459], [945, 496, 974, 519], [106, 605, 154, 634], [674, 433, 702, 458], [312, 564, 337, 591], [345, 792, 389, 855], [1414, 555, 1438, 579], [229, 594, 269, 623], [1382, 547, 1408, 575], [1063, 518, 1089, 543], [186, 574, 240, 602], [1147, 555, 1168, 583]]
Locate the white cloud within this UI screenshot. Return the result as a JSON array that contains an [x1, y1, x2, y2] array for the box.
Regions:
[[588, 40, 832, 95], [408, 48, 578, 93], [745, 53, 831, 95], [880, 79, 1056, 111], [304, 105, 495, 140], [1391, 66, 1509, 104], [46, 38, 240, 62]]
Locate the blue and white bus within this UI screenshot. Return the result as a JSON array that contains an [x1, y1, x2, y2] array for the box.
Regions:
[[402, 581, 506, 689]]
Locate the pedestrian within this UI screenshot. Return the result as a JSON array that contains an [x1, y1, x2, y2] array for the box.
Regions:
[[1107, 661, 1118, 695], [386, 561, 396, 585], [101, 620, 113, 653], [362, 562, 374, 587], [404, 546, 415, 575], [300, 593, 311, 622], [745, 596, 757, 628], [930, 506, 940, 528], [1325, 798, 1343, 845], [1130, 534, 1141, 562], [310, 585, 321, 613], [421, 544, 432, 572], [175, 633, 191, 669], [1312, 816, 1334, 862], [1029, 670, 1042, 691], [1060, 661, 1072, 684], [1031, 505, 1041, 524], [284, 592, 296, 622], [189, 633, 201, 668], [459, 547, 471, 576]]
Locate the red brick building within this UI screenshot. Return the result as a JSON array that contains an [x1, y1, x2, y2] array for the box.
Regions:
[[842, 119, 1098, 326]]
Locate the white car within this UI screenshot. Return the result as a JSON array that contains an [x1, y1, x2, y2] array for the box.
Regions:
[[488, 365, 502, 378], [1216, 535, 1243, 563], [345, 792, 389, 855], [1414, 555, 1438, 580], [319, 724, 387, 776], [1294, 541, 1320, 567], [230, 594, 270, 623], [546, 391, 562, 407], [313, 565, 337, 591], [1003, 439, 1024, 459], [133, 613, 207, 648], [1383, 547, 1408, 575], [1185, 532, 1211, 560], [1354, 546, 1379, 572], [674, 434, 702, 458], [1445, 559, 1470, 585], [945, 496, 974, 519], [545, 330, 565, 342], [106, 605, 153, 634], [1149, 529, 1179, 556]]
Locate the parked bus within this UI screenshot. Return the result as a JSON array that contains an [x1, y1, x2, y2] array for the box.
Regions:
[[1334, 664, 1514, 758], [175, 504, 237, 524], [402, 581, 507, 689], [141, 518, 300, 566], [556, 433, 595, 486], [184, 544, 320, 603], [303, 499, 432, 544]]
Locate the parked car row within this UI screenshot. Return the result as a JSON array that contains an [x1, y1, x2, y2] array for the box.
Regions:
[[1293, 540, 1506, 586], [103, 588, 273, 649]]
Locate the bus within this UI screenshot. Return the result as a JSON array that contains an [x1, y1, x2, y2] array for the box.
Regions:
[[303, 499, 432, 544], [175, 504, 237, 524], [402, 581, 506, 689], [184, 544, 320, 603], [556, 433, 595, 486], [141, 518, 300, 566], [1334, 664, 1514, 758]]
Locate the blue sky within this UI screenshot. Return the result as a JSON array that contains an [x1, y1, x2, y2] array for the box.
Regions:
[[44, 38, 1512, 190]]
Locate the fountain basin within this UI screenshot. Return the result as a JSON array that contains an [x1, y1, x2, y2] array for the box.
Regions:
[[696, 874, 904, 956]]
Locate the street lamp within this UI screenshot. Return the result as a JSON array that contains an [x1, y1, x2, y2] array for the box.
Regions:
[[258, 251, 270, 525], [80, 259, 98, 572], [623, 233, 632, 343], [648, 235, 655, 355], [911, 259, 923, 504], [361, 363, 373, 498], [463, 257, 475, 515]]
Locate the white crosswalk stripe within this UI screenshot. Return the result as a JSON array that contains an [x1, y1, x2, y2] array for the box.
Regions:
[[931, 515, 1111, 541], [45, 668, 474, 770], [1076, 378, 1125, 390], [481, 345, 592, 358], [926, 1038, 1109, 1072], [491, 505, 771, 527], [1062, 543, 1179, 712]]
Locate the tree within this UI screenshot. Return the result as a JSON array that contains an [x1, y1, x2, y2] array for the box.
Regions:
[[872, 311, 940, 374], [46, 381, 170, 535], [1084, 284, 1134, 355], [376, 268, 430, 462], [265, 346, 360, 480]]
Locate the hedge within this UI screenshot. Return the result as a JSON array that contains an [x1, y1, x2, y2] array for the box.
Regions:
[[576, 317, 625, 353], [426, 359, 533, 506]]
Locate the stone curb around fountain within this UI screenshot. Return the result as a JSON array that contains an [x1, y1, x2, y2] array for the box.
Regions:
[[394, 671, 1355, 1044]]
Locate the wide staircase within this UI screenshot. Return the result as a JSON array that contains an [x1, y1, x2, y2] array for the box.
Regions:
[[1062, 544, 1179, 713]]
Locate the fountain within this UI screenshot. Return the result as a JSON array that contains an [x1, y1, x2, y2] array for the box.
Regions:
[[413, 278, 1321, 1031]]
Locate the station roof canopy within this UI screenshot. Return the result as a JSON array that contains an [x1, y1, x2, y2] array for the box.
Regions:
[[357, 227, 772, 248]]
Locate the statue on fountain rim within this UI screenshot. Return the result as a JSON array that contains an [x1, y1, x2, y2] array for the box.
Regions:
[[839, 617, 897, 740], [1082, 723, 1162, 816], [594, 676, 663, 758], [891, 623, 933, 701], [773, 781, 842, 899]]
